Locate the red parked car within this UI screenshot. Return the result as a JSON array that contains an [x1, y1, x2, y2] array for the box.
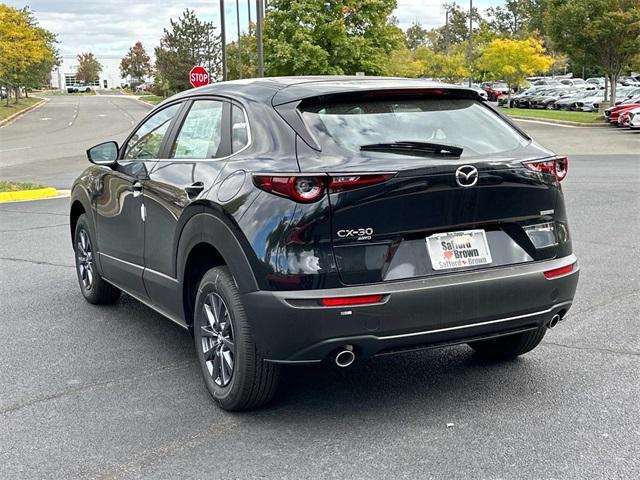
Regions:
[[483, 82, 511, 101], [605, 99, 640, 124]]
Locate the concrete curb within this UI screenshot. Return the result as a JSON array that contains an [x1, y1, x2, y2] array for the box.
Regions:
[[0, 187, 59, 203], [0, 187, 71, 205], [0, 97, 49, 128], [508, 115, 608, 127], [112, 92, 155, 108]]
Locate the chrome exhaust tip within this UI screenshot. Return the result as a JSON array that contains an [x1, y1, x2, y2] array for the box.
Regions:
[[334, 346, 356, 368], [548, 314, 561, 329]]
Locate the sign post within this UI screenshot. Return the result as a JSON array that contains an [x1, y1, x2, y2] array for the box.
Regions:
[[189, 66, 210, 88]]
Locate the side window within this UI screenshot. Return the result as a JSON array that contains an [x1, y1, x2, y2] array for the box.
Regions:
[[124, 104, 180, 160], [231, 104, 249, 152], [171, 100, 224, 159]]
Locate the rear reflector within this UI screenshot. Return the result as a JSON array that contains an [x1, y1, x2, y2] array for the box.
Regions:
[[544, 263, 575, 279], [320, 294, 385, 307]]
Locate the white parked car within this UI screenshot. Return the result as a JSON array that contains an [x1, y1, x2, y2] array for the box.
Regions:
[[627, 107, 640, 129]]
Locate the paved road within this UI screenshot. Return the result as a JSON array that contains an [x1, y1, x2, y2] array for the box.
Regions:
[[0, 95, 151, 188], [0, 99, 639, 479]]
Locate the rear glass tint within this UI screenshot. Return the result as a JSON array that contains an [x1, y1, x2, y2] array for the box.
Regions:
[[300, 98, 528, 157]]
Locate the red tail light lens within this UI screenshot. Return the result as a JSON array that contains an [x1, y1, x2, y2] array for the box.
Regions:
[[544, 262, 575, 279], [328, 174, 395, 193], [253, 175, 325, 203], [320, 294, 385, 307], [253, 173, 395, 203], [524, 157, 569, 182]]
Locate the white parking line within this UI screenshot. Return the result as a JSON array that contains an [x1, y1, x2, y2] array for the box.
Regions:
[[0, 146, 32, 153]]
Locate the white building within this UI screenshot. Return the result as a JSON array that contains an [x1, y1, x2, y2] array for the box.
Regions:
[[50, 54, 128, 90]]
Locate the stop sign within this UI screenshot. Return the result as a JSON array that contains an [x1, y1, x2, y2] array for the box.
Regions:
[[189, 66, 210, 88]]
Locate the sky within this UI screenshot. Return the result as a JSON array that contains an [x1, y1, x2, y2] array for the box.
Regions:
[[5, 0, 502, 57]]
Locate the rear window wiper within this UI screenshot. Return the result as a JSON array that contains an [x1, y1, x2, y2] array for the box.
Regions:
[[360, 141, 463, 157]]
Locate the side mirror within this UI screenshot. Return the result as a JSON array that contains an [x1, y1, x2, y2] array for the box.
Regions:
[[87, 141, 119, 166]]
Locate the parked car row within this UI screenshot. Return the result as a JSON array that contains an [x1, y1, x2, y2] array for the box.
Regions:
[[499, 85, 640, 112]]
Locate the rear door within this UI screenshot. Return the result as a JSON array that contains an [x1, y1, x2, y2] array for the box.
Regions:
[[295, 93, 561, 285], [143, 97, 233, 320]]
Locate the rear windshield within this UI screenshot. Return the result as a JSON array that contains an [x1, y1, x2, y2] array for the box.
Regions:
[[300, 98, 528, 158]]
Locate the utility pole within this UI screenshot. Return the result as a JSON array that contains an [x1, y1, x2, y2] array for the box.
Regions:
[[256, 0, 264, 77], [248, 0, 252, 29], [445, 8, 449, 55], [236, 0, 243, 79], [468, 0, 473, 87], [220, 0, 227, 81]]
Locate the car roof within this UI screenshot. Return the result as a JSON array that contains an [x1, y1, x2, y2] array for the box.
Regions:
[[167, 76, 480, 106]]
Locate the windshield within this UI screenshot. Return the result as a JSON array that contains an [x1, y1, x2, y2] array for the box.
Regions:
[[301, 97, 528, 158]]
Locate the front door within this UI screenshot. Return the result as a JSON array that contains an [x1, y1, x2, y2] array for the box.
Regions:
[[95, 103, 181, 298]]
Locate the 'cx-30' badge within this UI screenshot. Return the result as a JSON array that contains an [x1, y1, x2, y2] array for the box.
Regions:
[[455, 165, 478, 188]]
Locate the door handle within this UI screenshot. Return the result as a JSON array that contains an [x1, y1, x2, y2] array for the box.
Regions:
[[185, 181, 205, 197], [132, 181, 143, 197]]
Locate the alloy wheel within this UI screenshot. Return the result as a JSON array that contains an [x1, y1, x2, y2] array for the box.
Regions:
[[201, 292, 235, 387], [76, 229, 94, 291]]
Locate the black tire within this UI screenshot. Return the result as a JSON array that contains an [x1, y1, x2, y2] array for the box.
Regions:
[[74, 214, 121, 305], [194, 266, 280, 411], [468, 327, 546, 360]]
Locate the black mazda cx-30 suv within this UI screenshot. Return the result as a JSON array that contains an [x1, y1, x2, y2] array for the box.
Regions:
[[71, 77, 579, 410]]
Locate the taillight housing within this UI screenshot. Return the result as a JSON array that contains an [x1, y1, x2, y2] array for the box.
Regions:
[[253, 173, 395, 203], [523, 156, 568, 182]]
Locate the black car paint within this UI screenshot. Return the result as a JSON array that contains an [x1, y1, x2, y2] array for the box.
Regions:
[[71, 76, 578, 361]]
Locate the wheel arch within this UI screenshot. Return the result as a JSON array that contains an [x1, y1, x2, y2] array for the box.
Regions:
[[69, 186, 93, 245], [177, 212, 260, 330]]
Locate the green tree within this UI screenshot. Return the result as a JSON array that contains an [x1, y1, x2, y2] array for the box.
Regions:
[[478, 37, 553, 104], [546, 0, 640, 104], [120, 41, 152, 87], [405, 21, 429, 50], [76, 52, 102, 84], [154, 9, 222, 94], [486, 0, 549, 37], [263, 0, 405, 76], [0, 5, 58, 103]]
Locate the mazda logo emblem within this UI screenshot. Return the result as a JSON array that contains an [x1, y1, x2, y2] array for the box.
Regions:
[[455, 165, 478, 188]]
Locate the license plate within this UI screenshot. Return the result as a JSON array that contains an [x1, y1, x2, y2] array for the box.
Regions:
[[426, 230, 493, 270]]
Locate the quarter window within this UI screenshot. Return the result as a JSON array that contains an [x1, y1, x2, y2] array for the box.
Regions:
[[171, 100, 225, 159], [231, 104, 249, 152], [124, 104, 180, 160]]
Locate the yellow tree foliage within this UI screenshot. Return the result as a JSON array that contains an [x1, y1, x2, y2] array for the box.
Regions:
[[415, 47, 471, 83], [478, 37, 553, 93], [0, 5, 57, 99], [385, 47, 425, 78]]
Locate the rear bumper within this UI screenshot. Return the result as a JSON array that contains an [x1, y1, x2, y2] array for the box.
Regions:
[[242, 255, 579, 363]]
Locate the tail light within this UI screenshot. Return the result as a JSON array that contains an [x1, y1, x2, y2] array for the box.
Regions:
[[253, 173, 395, 203], [523, 157, 568, 182]]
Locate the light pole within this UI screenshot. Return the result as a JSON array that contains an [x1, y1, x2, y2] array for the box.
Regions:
[[220, 0, 227, 81], [468, 0, 473, 87], [236, 0, 243, 79], [256, 0, 264, 77]]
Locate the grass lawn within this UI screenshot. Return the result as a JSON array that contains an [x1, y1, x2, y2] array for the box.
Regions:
[[0, 97, 43, 121], [0, 181, 47, 193], [138, 95, 166, 105], [500, 107, 603, 124]]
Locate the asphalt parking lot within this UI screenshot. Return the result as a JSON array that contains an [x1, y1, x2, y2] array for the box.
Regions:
[[1, 96, 639, 479]]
